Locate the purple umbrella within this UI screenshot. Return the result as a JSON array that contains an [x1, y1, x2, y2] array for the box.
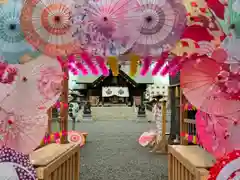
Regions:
[[0, 146, 37, 180]]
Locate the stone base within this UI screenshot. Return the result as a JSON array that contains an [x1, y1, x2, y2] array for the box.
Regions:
[[82, 114, 93, 122], [137, 114, 146, 118]]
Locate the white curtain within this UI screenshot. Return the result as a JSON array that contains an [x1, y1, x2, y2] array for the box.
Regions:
[[102, 87, 129, 97]]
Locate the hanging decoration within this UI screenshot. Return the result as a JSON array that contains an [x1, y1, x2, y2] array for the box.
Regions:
[[208, 150, 240, 180], [180, 132, 198, 144], [107, 56, 119, 76], [40, 130, 67, 145], [0, 0, 35, 64], [129, 54, 140, 77], [183, 103, 197, 111], [20, 0, 80, 57]]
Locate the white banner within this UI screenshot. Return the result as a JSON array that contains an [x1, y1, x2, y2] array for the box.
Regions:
[[102, 87, 129, 97]]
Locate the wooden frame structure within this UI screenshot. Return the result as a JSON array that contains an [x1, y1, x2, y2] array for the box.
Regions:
[[31, 67, 80, 180], [168, 73, 216, 180]]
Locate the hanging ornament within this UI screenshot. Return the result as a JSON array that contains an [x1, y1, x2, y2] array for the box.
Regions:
[[107, 56, 118, 76], [129, 54, 140, 77]]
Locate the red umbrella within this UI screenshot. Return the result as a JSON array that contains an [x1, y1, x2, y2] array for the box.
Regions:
[[206, 0, 225, 20], [181, 25, 214, 42], [181, 55, 240, 118], [21, 0, 80, 57], [208, 150, 240, 180], [196, 110, 240, 158]]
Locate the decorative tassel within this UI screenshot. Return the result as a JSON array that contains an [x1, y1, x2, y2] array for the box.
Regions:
[[167, 56, 182, 76], [152, 52, 169, 76], [129, 54, 139, 76], [107, 56, 119, 76], [169, 65, 180, 76], [69, 54, 88, 75], [160, 64, 170, 76], [75, 61, 88, 75], [140, 56, 152, 76], [95, 56, 109, 76], [80, 52, 99, 75]]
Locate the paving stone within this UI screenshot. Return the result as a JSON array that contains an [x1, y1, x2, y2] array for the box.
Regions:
[[73, 120, 168, 180]]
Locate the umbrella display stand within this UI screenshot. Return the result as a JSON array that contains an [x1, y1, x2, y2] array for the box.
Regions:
[[168, 145, 215, 180], [30, 143, 80, 180]]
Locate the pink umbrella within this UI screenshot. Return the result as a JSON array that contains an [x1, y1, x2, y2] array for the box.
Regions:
[[0, 55, 63, 116], [56, 130, 86, 147], [0, 62, 18, 102], [73, 0, 138, 56], [196, 110, 240, 158], [181, 55, 240, 119], [0, 108, 48, 154], [130, 0, 186, 56], [138, 131, 156, 147]]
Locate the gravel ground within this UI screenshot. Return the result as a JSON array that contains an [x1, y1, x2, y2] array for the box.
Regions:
[[72, 121, 168, 180]]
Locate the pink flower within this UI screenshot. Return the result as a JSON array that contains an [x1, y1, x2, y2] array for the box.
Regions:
[[225, 80, 240, 94], [217, 70, 229, 82], [38, 67, 63, 100]]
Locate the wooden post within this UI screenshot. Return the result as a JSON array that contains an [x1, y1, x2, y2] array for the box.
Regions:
[[180, 89, 188, 145], [162, 100, 167, 138], [60, 66, 69, 144], [47, 108, 52, 134]]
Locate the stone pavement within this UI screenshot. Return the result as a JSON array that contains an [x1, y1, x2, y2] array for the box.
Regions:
[[76, 106, 171, 133], [72, 120, 168, 180]]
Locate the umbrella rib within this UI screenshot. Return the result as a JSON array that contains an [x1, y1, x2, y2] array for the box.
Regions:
[[183, 81, 215, 92]]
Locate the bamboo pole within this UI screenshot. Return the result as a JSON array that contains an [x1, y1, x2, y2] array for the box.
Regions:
[[60, 66, 69, 144]]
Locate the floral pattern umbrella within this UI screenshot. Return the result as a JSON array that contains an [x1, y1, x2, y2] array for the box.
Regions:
[[0, 146, 37, 179], [196, 111, 240, 158], [181, 54, 240, 119], [0, 0, 35, 64], [0, 55, 63, 116], [0, 108, 48, 154], [73, 0, 138, 56]]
